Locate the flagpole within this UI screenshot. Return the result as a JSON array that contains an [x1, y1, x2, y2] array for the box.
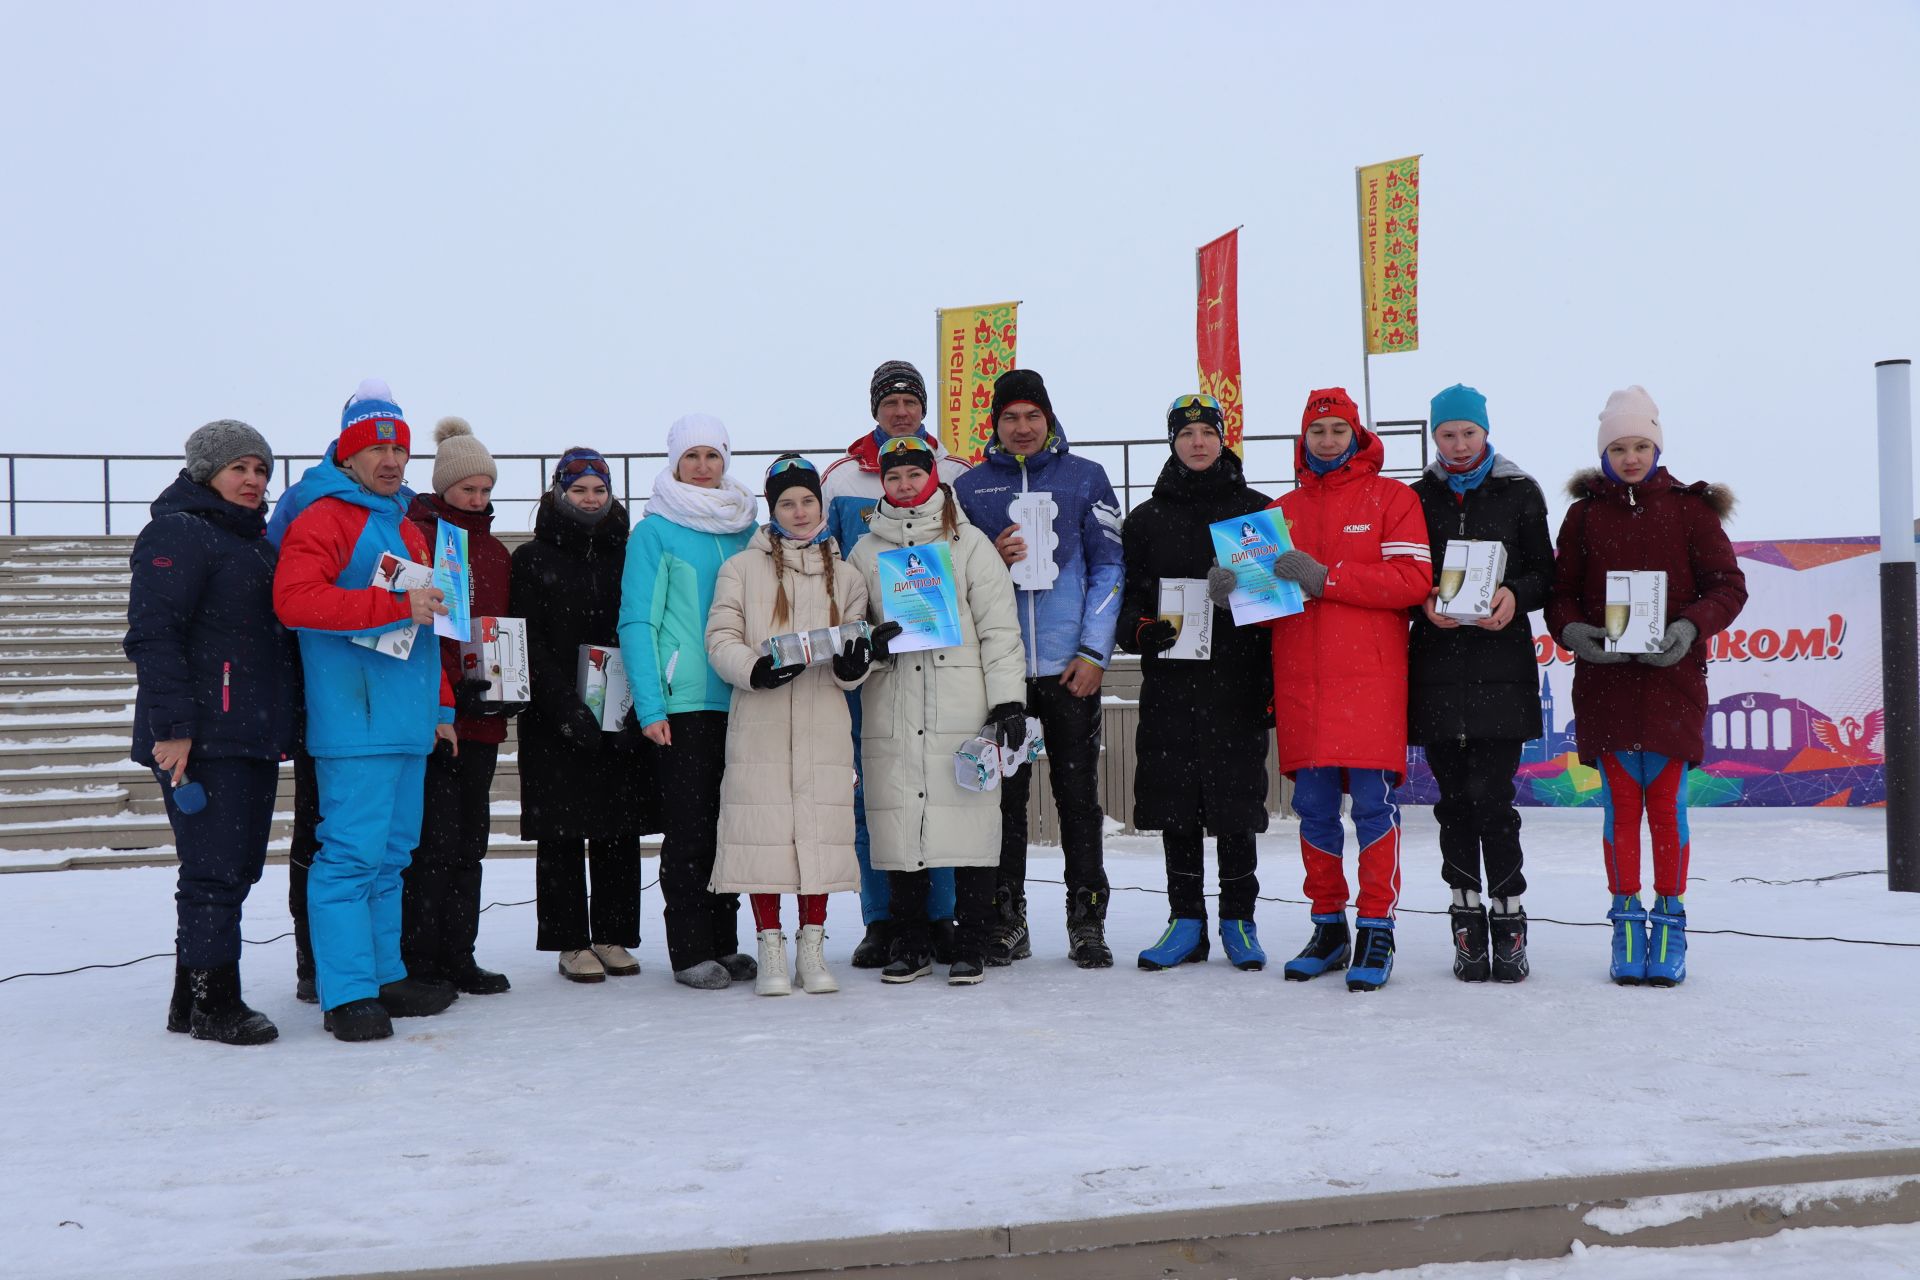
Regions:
[[1354, 166, 1375, 429]]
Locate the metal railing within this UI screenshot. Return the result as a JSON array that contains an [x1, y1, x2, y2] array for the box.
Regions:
[[0, 425, 1428, 536]]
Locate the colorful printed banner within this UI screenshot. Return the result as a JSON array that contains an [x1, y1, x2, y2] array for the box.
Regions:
[[875, 541, 963, 653], [1356, 155, 1420, 355], [1208, 510, 1305, 625], [936, 301, 1018, 463], [1196, 229, 1245, 454], [1397, 535, 1920, 808]]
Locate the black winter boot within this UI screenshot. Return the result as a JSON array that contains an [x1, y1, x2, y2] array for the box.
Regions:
[[446, 959, 512, 995], [929, 918, 958, 965], [1489, 905, 1530, 983], [167, 962, 192, 1033], [1066, 888, 1113, 969], [294, 931, 318, 1004], [986, 886, 1031, 967], [850, 920, 892, 970], [1450, 904, 1491, 983], [186, 965, 279, 1046], [324, 998, 394, 1042], [881, 921, 933, 984], [378, 977, 458, 1018]]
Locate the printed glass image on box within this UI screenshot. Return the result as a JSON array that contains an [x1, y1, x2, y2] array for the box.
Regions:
[[459, 617, 530, 702], [953, 717, 1046, 792], [577, 644, 634, 731], [1436, 540, 1509, 620], [1604, 570, 1669, 654], [351, 552, 434, 660]]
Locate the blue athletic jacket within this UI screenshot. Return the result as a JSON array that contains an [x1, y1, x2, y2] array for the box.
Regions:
[[952, 427, 1124, 677]]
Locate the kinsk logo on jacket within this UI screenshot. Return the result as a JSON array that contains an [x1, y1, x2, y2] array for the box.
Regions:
[[1344, 523, 1373, 534]]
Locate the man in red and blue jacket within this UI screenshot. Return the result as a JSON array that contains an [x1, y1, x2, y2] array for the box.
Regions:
[[271, 378, 458, 1042]]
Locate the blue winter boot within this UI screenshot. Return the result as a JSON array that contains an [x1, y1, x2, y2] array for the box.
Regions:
[[1608, 894, 1649, 985], [1346, 917, 1396, 992], [1137, 918, 1208, 970], [1283, 913, 1350, 982], [1219, 919, 1266, 971], [1646, 895, 1687, 987]]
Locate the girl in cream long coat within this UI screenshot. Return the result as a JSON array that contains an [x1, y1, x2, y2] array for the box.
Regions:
[[706, 456, 872, 995], [848, 439, 1026, 985]]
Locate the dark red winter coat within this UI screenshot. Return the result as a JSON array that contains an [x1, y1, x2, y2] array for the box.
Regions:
[[408, 494, 514, 745], [1268, 427, 1432, 778], [1544, 467, 1747, 765]]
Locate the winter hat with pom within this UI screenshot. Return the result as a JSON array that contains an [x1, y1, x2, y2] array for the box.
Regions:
[[184, 419, 274, 483], [431, 416, 497, 494], [1597, 385, 1663, 454], [870, 360, 929, 418], [338, 377, 409, 462], [665, 413, 732, 477]]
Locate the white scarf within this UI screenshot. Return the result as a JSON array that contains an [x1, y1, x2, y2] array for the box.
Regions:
[[646, 469, 759, 535]]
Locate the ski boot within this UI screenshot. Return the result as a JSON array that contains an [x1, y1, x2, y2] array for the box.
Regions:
[[1066, 888, 1113, 969], [1645, 895, 1687, 987], [1346, 917, 1396, 992], [986, 886, 1031, 966], [1219, 919, 1266, 971], [1450, 903, 1490, 983], [1608, 893, 1649, 985], [1282, 912, 1350, 981], [1137, 917, 1208, 970], [1489, 903, 1530, 983]]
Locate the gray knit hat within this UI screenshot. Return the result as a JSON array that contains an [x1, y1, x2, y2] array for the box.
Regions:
[[184, 419, 274, 484], [431, 416, 498, 493], [869, 360, 928, 419]]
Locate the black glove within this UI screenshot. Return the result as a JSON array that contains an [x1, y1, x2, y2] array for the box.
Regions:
[[832, 634, 874, 682], [1560, 622, 1631, 665], [556, 699, 604, 746], [750, 655, 804, 690], [452, 677, 495, 718], [1638, 618, 1699, 668], [987, 702, 1028, 751], [870, 620, 904, 661], [1134, 617, 1178, 656], [497, 699, 529, 720]]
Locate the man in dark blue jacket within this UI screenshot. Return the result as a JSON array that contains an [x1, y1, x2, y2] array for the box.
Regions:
[[954, 369, 1124, 968]]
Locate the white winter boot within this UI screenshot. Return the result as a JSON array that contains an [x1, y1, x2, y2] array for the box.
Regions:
[[755, 929, 792, 997], [794, 923, 838, 994]]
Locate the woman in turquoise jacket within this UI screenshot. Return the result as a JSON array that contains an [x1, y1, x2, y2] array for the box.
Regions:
[[618, 414, 761, 989]]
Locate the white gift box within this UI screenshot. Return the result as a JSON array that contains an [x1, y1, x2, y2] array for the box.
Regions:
[[1435, 540, 1509, 619], [458, 616, 530, 702], [577, 644, 634, 731], [1603, 570, 1669, 654]]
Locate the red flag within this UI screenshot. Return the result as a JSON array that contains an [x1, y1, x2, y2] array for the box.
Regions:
[[1196, 229, 1244, 452]]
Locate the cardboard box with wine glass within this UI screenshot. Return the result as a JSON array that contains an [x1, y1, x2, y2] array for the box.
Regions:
[[1434, 540, 1509, 620], [1603, 570, 1669, 654]]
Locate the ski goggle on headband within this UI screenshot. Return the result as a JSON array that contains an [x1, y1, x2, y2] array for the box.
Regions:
[[876, 437, 935, 461], [1167, 393, 1224, 415], [765, 454, 819, 480]]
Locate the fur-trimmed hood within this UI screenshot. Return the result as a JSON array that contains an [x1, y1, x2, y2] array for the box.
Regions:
[[1566, 467, 1736, 522]]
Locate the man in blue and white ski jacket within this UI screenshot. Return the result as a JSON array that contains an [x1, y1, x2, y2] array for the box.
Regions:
[[953, 368, 1123, 968]]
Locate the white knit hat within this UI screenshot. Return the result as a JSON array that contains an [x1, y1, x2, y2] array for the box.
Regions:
[[666, 413, 732, 476], [431, 416, 498, 493], [1597, 385, 1663, 454]]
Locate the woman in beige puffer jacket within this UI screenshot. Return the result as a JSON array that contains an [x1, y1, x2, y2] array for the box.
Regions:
[[706, 455, 872, 996], [847, 439, 1027, 985]]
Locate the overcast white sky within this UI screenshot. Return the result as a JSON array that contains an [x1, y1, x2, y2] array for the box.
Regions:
[[2, 1, 1916, 536]]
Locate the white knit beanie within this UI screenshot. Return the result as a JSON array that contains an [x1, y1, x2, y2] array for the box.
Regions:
[[666, 413, 732, 477], [1597, 385, 1663, 454], [431, 416, 498, 493]]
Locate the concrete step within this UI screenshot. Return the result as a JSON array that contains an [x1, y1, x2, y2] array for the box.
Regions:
[[0, 811, 298, 851], [0, 655, 135, 677], [0, 616, 129, 634], [0, 638, 129, 657], [0, 715, 131, 743], [1, 833, 562, 872], [0, 585, 130, 601], [0, 786, 130, 825], [0, 691, 137, 715], [0, 602, 126, 619], [0, 673, 139, 692], [0, 739, 136, 767]]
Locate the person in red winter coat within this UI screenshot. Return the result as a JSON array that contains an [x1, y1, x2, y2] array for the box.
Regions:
[[1545, 386, 1746, 988], [1213, 387, 1430, 991], [400, 416, 525, 996]]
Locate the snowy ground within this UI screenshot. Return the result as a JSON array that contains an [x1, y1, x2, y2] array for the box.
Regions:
[[3, 808, 1918, 1280], [1324, 1220, 1920, 1278]]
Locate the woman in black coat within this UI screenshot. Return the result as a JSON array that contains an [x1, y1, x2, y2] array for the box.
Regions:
[[126, 420, 295, 1045], [1408, 385, 1555, 984], [1117, 395, 1274, 972], [509, 449, 658, 984]]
